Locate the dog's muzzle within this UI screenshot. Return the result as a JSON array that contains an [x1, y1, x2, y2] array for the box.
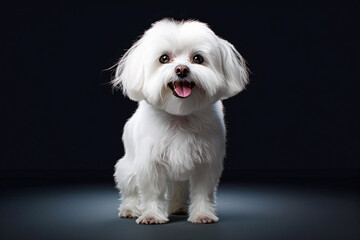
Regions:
[[167, 81, 195, 98], [168, 65, 195, 98]]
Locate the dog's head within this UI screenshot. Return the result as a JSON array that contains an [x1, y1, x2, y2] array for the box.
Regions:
[[112, 19, 249, 115]]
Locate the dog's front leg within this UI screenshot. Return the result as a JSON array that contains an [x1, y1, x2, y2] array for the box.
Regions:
[[188, 164, 221, 224], [135, 162, 169, 224]]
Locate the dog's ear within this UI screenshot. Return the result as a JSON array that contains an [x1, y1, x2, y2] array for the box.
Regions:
[[112, 39, 145, 101], [218, 38, 249, 99]]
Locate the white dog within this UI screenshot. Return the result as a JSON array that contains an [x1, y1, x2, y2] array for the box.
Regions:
[[112, 19, 248, 224]]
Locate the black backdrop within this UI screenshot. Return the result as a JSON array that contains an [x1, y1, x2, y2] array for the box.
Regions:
[[2, 4, 359, 181]]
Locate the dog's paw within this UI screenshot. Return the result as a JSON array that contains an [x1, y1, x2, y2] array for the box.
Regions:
[[188, 215, 219, 224], [119, 207, 141, 218], [119, 210, 138, 218], [171, 207, 188, 215], [136, 215, 169, 224]]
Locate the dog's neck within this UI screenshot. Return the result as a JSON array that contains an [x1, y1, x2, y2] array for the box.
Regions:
[[140, 100, 221, 119]]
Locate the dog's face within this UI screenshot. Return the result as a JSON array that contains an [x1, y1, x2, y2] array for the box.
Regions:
[[113, 19, 248, 115]]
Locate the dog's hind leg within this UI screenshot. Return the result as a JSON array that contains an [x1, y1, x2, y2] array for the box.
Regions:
[[114, 157, 141, 218], [169, 180, 189, 215]]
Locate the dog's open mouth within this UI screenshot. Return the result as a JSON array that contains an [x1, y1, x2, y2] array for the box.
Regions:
[[167, 81, 195, 98]]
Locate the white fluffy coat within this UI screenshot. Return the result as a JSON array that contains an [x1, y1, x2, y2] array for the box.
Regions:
[[112, 19, 248, 224]]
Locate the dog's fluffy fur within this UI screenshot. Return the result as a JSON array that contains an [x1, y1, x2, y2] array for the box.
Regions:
[[112, 19, 248, 224]]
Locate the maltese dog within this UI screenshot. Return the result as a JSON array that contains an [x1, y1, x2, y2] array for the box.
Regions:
[[112, 19, 249, 224]]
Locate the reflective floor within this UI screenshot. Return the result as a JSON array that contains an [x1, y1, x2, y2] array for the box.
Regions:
[[1, 180, 359, 240]]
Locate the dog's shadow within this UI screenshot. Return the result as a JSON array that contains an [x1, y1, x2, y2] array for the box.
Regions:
[[168, 214, 188, 223]]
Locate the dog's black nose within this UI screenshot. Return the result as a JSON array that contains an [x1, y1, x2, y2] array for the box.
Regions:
[[175, 65, 189, 78]]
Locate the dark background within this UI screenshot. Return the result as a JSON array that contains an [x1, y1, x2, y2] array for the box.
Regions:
[[1, 4, 359, 182], [1, 4, 360, 240]]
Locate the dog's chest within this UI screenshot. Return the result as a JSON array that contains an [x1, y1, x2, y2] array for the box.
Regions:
[[151, 116, 217, 180]]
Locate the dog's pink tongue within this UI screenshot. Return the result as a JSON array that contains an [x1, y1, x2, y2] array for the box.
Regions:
[[174, 81, 192, 98]]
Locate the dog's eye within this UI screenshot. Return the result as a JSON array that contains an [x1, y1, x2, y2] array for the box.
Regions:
[[193, 54, 204, 64], [159, 54, 170, 64]]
